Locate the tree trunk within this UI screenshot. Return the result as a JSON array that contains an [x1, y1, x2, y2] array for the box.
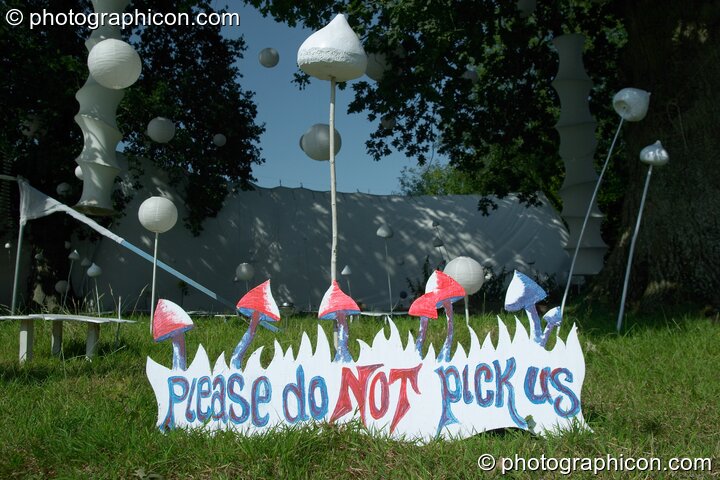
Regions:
[[596, 1, 720, 308]]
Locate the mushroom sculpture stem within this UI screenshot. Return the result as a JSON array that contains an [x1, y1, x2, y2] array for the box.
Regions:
[[335, 312, 352, 363], [414, 317, 429, 355], [438, 299, 455, 363], [504, 270, 547, 345], [170, 332, 187, 370], [231, 311, 260, 370]]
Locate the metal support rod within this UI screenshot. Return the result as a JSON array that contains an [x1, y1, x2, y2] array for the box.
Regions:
[[560, 118, 625, 317], [150, 232, 159, 330], [329, 77, 338, 283], [11, 222, 24, 315], [384, 240, 392, 313], [617, 166, 653, 332], [63, 260, 74, 309]]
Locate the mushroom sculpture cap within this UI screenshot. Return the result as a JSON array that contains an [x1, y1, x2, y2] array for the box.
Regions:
[[237, 280, 280, 322], [318, 281, 360, 320], [639, 140, 669, 167], [409, 292, 439, 319], [543, 306, 563, 326], [297, 14, 367, 82], [153, 298, 194, 342], [68, 249, 80, 261], [504, 270, 547, 311], [425, 270, 466, 307], [612, 88, 651, 122]]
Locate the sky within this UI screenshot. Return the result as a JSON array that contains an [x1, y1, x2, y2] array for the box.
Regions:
[[217, 4, 422, 195]]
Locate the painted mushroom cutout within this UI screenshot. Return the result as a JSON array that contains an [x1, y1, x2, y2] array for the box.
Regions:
[[540, 306, 562, 347], [231, 280, 280, 370], [408, 291, 438, 356], [153, 298, 194, 370], [504, 270, 547, 344], [425, 270, 465, 362], [318, 280, 361, 363]]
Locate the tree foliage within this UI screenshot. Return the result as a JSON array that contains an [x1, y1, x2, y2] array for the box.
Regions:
[[0, 0, 263, 307]]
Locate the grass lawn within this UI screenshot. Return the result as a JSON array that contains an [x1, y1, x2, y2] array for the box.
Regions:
[[0, 307, 718, 479]]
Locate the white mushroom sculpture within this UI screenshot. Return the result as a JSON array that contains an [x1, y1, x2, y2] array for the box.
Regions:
[[297, 13, 367, 284]]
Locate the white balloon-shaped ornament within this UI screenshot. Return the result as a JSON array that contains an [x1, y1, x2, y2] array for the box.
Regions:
[[613, 88, 651, 122], [365, 52, 388, 81], [300, 124, 342, 161], [213, 133, 227, 147], [74, 165, 84, 181], [235, 263, 255, 281], [380, 115, 396, 130], [56, 183, 71, 196], [640, 140, 669, 167], [259, 48, 280, 68], [297, 14, 367, 82], [443, 256, 485, 295], [138, 197, 178, 234], [87, 38, 142, 90], [87, 263, 102, 278], [147, 117, 176, 143], [55, 280, 69, 294]]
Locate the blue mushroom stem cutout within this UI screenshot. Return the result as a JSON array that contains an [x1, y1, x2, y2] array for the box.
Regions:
[[540, 307, 563, 347], [231, 280, 280, 370], [426, 270, 465, 362], [504, 270, 548, 345], [319, 281, 361, 363], [409, 291, 439, 356], [152, 298, 194, 371]]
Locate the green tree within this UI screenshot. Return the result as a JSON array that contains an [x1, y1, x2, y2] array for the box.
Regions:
[[0, 0, 263, 309], [244, 0, 719, 308]]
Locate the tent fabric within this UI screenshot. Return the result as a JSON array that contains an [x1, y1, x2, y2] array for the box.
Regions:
[[73, 164, 570, 313]]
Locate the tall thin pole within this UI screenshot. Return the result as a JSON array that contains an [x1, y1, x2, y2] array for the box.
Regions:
[[63, 260, 74, 309], [385, 240, 393, 313], [560, 118, 624, 317], [617, 166, 653, 332], [329, 77, 338, 283], [10, 222, 24, 315], [150, 232, 159, 331]]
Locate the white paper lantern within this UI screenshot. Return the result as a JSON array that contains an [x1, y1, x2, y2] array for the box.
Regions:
[[259, 48, 280, 68], [376, 225, 393, 239], [87, 38, 142, 90], [138, 197, 178, 234], [443, 256, 485, 295], [74, 165, 84, 181], [613, 88, 651, 122], [235, 263, 255, 281], [147, 117, 176, 143], [380, 115, 396, 130], [461, 68, 479, 84], [639, 140, 669, 167], [55, 280, 69, 294], [56, 183, 71, 196], [300, 124, 342, 161], [87, 263, 102, 278], [297, 14, 367, 82], [517, 0, 537, 17], [366, 52, 388, 81], [213, 133, 227, 147]]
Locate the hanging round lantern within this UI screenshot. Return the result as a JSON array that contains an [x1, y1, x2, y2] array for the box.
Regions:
[[258, 48, 280, 68], [87, 38, 142, 90], [55, 280, 69, 294], [443, 256, 485, 295], [87, 263, 102, 278], [74, 165, 84, 180], [380, 115, 396, 130], [213, 133, 227, 147], [516, 0, 537, 18], [147, 117, 176, 143], [235, 263, 255, 281], [300, 123, 342, 161], [56, 182, 71, 196], [366, 52, 388, 82], [138, 197, 178, 234]]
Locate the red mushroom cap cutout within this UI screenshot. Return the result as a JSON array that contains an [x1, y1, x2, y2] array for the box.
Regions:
[[318, 281, 360, 320], [236, 280, 280, 322], [425, 270, 465, 307], [153, 298, 194, 342], [409, 292, 439, 319]]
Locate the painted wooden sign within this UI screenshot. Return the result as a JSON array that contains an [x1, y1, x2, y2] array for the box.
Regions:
[[147, 273, 586, 442]]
